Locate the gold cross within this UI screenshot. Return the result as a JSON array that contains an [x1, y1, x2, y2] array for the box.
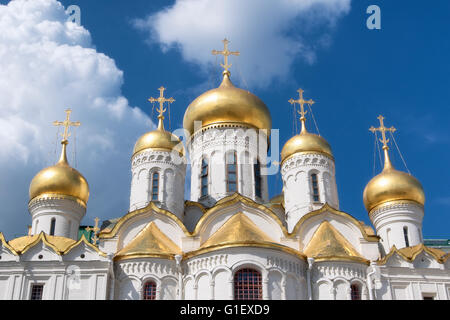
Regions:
[[148, 86, 175, 120], [289, 89, 315, 133], [212, 38, 240, 74], [369, 115, 396, 150], [53, 109, 80, 143], [85, 217, 100, 245]]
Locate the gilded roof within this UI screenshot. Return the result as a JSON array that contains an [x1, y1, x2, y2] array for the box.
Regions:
[[9, 233, 76, 254], [114, 222, 182, 261], [6, 232, 106, 256], [379, 244, 448, 265], [304, 220, 368, 263], [200, 212, 275, 248]]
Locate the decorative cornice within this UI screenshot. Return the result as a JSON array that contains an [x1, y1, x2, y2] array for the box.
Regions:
[[369, 199, 424, 218], [281, 151, 334, 168], [28, 193, 87, 209], [183, 241, 307, 261]]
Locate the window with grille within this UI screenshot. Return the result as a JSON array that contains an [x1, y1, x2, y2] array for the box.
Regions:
[[311, 173, 320, 202], [143, 281, 157, 300], [151, 172, 159, 201], [254, 160, 262, 198], [226, 152, 238, 193], [350, 284, 361, 300], [403, 226, 410, 247], [50, 218, 56, 236], [201, 158, 209, 197], [30, 284, 44, 300], [234, 268, 262, 300]]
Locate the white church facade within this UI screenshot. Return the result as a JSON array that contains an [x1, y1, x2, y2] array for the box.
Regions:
[[0, 41, 448, 300]]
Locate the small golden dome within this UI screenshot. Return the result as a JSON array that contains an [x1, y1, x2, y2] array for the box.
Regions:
[[363, 148, 425, 213], [133, 116, 185, 157], [183, 72, 272, 136], [281, 128, 333, 163], [29, 142, 89, 206]]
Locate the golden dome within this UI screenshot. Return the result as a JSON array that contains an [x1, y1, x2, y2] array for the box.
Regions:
[[363, 148, 425, 213], [29, 142, 89, 206], [133, 116, 185, 157], [183, 72, 272, 136], [281, 119, 333, 163]]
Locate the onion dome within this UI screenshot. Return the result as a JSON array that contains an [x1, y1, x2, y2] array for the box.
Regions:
[[183, 71, 272, 136], [281, 89, 332, 163], [363, 146, 425, 213], [281, 130, 333, 163], [133, 114, 185, 157], [29, 140, 89, 206]]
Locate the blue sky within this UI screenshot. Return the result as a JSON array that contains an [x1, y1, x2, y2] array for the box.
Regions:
[[0, 0, 449, 239]]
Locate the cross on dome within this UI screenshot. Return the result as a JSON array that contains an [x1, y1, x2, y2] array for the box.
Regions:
[[369, 115, 397, 170], [53, 109, 80, 145], [288, 89, 315, 133], [212, 38, 240, 75], [369, 115, 396, 151], [148, 86, 175, 121], [148, 86, 175, 130]]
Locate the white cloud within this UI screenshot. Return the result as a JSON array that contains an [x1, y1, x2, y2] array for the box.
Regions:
[[0, 0, 153, 238], [134, 0, 351, 88]]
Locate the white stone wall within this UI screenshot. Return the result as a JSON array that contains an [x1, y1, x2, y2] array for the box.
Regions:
[[375, 263, 450, 300], [130, 150, 186, 219], [115, 258, 179, 300], [311, 261, 369, 300], [281, 153, 339, 232], [182, 247, 307, 300], [28, 197, 86, 240], [0, 249, 111, 300], [369, 201, 424, 253], [188, 126, 269, 206]]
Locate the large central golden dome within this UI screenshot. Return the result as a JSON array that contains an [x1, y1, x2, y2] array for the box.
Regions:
[[183, 72, 272, 136], [29, 142, 89, 206]]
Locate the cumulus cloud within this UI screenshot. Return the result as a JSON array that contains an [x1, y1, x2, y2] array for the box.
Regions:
[[0, 0, 152, 238], [134, 0, 351, 88]]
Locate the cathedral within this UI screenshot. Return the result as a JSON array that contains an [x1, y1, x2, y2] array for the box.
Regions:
[[0, 40, 449, 301]]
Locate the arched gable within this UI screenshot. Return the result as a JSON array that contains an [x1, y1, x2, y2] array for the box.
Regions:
[[292, 204, 379, 251], [192, 193, 288, 243], [99, 202, 189, 252]]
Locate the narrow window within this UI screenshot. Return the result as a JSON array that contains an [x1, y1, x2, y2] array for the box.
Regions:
[[423, 295, 434, 300], [151, 172, 159, 201], [234, 268, 262, 300], [403, 226, 410, 247], [226, 152, 238, 193], [254, 160, 262, 198], [143, 281, 157, 300], [50, 218, 56, 236], [30, 284, 44, 300], [311, 173, 320, 202], [350, 284, 361, 300], [201, 157, 209, 197]]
